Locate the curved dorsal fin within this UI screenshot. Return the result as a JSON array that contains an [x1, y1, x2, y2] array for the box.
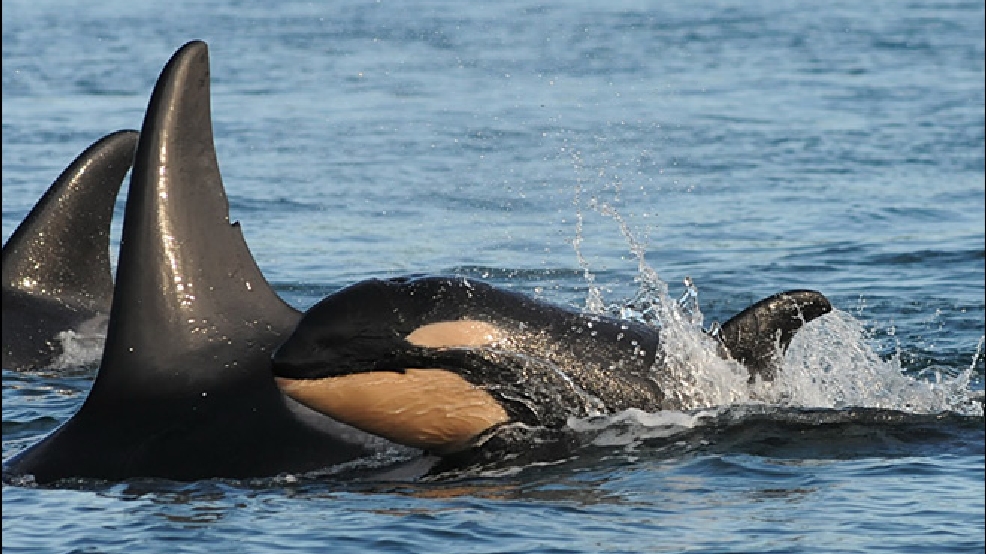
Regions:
[[2, 131, 137, 311], [2, 131, 137, 370], [4, 41, 374, 483], [717, 289, 832, 382], [90, 40, 300, 399]]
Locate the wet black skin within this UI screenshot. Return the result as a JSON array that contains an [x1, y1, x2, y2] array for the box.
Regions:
[[2, 131, 138, 371], [2, 39, 833, 483], [272, 276, 833, 428], [3, 41, 378, 484]]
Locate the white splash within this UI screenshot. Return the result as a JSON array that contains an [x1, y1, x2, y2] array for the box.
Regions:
[[568, 407, 719, 448], [49, 315, 108, 369], [602, 270, 983, 418], [569, 186, 984, 429], [764, 311, 983, 415]]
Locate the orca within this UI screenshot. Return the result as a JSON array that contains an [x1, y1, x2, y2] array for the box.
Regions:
[[3, 41, 380, 484], [271, 276, 832, 453], [2, 131, 138, 371], [4, 39, 834, 482]]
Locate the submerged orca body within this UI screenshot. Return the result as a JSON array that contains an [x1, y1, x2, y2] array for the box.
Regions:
[[2, 131, 138, 371], [272, 276, 832, 453], [4, 41, 377, 484]]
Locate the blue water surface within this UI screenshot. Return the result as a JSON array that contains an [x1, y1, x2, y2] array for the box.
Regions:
[[2, 1, 984, 553]]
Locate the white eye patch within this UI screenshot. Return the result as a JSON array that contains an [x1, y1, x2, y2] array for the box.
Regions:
[[405, 320, 505, 348]]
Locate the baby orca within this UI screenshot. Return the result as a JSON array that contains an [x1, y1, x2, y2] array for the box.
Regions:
[[272, 276, 832, 453]]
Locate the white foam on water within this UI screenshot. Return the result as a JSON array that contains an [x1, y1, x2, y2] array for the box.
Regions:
[[605, 270, 982, 418], [568, 407, 720, 448], [48, 315, 108, 369], [765, 312, 983, 414], [565, 188, 984, 449]]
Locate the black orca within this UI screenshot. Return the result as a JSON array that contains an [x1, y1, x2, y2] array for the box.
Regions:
[[3, 41, 378, 484], [2, 131, 137, 371], [271, 276, 832, 453]]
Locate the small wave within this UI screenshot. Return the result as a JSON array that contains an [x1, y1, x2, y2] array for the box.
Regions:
[[2, 416, 62, 441], [425, 404, 984, 481], [571, 404, 984, 449], [568, 407, 717, 447], [577, 404, 982, 469]]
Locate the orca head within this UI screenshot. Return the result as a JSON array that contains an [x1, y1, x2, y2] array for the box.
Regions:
[[2, 131, 138, 370], [271, 281, 512, 454], [4, 40, 374, 484], [267, 276, 661, 455]]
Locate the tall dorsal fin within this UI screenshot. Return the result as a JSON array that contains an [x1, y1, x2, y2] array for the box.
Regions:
[[717, 289, 832, 382], [2, 131, 138, 311], [3, 41, 374, 483], [90, 40, 299, 399]]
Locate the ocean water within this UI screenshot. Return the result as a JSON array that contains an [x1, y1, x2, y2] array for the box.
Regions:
[[2, 1, 984, 553]]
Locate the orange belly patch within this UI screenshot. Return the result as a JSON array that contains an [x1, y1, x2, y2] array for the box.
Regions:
[[276, 369, 508, 453]]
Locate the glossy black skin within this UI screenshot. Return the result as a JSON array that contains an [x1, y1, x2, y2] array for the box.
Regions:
[[3, 41, 376, 484], [272, 276, 832, 427], [274, 276, 668, 426], [715, 289, 833, 382], [2, 131, 138, 371], [2, 40, 833, 483]]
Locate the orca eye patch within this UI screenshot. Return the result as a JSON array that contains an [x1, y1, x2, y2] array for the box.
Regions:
[[272, 319, 508, 380], [404, 320, 506, 348]]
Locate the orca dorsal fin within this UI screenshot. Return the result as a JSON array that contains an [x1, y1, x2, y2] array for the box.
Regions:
[[90, 40, 299, 398], [3, 41, 374, 483], [2, 131, 138, 312], [717, 289, 832, 382]]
